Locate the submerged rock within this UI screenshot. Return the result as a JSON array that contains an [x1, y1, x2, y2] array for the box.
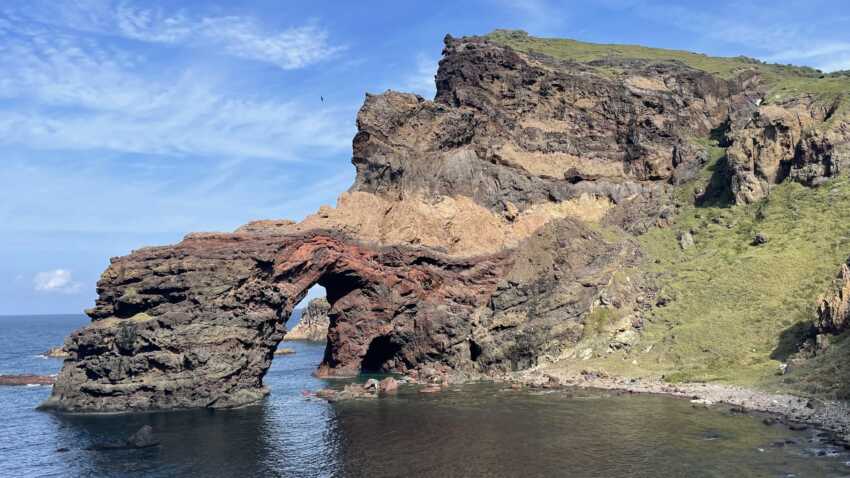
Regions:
[[87, 425, 159, 451], [127, 425, 159, 448]]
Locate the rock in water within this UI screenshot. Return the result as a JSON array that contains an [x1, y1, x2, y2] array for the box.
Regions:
[[752, 233, 768, 246], [379, 377, 399, 394], [273, 348, 296, 356], [43, 346, 69, 359], [285, 297, 330, 342]]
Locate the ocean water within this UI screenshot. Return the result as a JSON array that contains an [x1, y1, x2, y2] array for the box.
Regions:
[[1, 314, 850, 477]]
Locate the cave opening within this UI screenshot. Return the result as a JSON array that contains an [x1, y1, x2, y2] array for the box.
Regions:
[[360, 335, 403, 373]]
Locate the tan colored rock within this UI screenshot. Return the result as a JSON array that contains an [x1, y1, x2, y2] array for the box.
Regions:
[[378, 377, 399, 394], [728, 99, 849, 204], [285, 297, 329, 342], [43, 346, 69, 359], [816, 262, 850, 335]]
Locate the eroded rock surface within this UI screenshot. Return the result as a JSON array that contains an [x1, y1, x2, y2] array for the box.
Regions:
[[816, 261, 850, 336], [728, 96, 850, 204]]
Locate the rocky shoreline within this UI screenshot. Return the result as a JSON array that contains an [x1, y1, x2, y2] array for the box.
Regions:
[[508, 369, 850, 444]]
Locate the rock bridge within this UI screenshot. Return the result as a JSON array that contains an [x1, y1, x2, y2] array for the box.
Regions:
[[43, 229, 510, 411]]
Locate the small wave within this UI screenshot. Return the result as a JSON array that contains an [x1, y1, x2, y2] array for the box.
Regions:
[[25, 383, 43, 387]]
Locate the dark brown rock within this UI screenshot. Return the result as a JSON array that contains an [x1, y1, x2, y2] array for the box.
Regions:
[[43, 346, 70, 359], [816, 261, 850, 336]]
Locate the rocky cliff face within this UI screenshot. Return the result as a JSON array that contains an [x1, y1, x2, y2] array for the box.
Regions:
[[728, 96, 849, 204], [816, 261, 850, 336], [285, 298, 330, 342], [45, 31, 850, 412]]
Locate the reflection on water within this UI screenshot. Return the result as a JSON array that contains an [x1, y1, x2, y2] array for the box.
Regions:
[[1, 315, 850, 477]]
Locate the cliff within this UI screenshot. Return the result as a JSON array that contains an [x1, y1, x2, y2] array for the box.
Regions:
[[44, 31, 850, 412], [284, 298, 330, 342]]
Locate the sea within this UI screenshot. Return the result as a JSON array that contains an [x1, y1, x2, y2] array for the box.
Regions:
[[1, 314, 850, 477]]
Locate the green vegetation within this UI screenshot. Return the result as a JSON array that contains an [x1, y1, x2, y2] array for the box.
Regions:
[[573, 140, 850, 392], [486, 29, 850, 121]]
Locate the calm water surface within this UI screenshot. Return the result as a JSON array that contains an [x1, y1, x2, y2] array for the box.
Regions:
[[1, 314, 849, 477]]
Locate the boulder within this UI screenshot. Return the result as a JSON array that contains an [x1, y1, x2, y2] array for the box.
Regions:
[[378, 377, 399, 394]]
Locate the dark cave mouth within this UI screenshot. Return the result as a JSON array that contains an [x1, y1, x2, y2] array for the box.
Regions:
[[360, 335, 404, 373]]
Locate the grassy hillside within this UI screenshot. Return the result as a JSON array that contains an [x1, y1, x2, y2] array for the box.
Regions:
[[486, 30, 850, 121], [565, 141, 850, 396], [483, 30, 850, 396]]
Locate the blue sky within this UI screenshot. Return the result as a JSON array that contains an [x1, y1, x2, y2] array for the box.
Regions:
[[1, 0, 848, 315]]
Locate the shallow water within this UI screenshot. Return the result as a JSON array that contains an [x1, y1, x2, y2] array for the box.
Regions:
[[1, 315, 849, 477]]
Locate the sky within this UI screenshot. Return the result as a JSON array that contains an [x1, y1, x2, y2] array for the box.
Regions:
[[1, 0, 848, 315]]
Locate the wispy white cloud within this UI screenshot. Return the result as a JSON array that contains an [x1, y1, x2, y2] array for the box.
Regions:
[[0, 154, 355, 235], [33, 269, 82, 294], [0, 17, 353, 159], [491, 0, 564, 34], [3, 1, 345, 70], [598, 0, 850, 72], [402, 54, 438, 98], [113, 6, 345, 70], [766, 43, 850, 72]]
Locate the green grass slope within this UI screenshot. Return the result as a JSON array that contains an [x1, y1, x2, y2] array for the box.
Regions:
[[486, 29, 850, 122], [484, 30, 850, 396], [567, 141, 850, 396]]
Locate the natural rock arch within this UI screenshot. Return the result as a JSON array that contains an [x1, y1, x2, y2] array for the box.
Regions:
[[42, 229, 509, 412]]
